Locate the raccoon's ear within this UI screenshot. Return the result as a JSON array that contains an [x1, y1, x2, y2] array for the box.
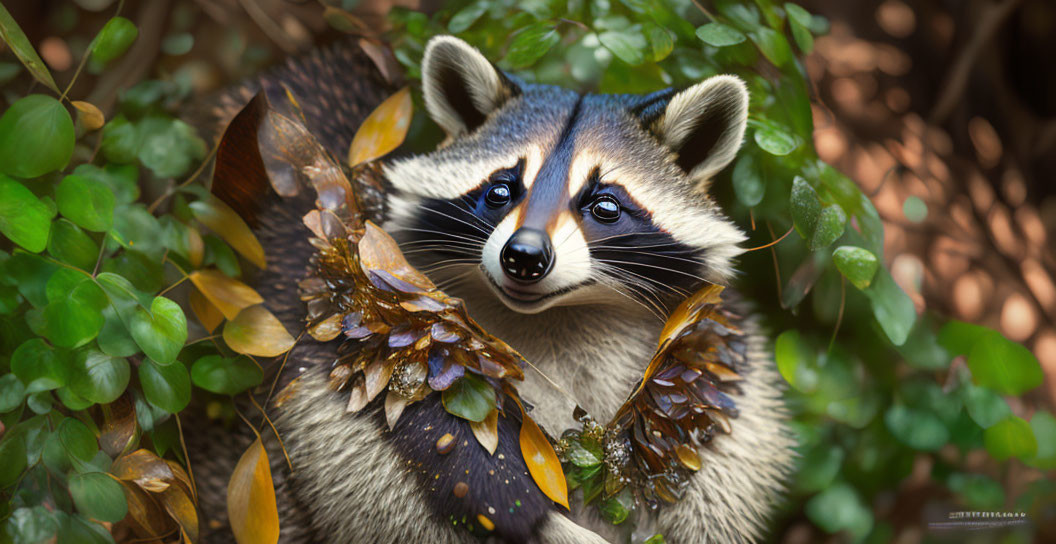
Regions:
[[640, 75, 749, 182], [421, 36, 520, 137]]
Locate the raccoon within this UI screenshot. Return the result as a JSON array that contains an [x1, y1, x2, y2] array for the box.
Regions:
[[190, 36, 794, 544]]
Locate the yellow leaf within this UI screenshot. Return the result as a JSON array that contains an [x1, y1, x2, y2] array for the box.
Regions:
[[347, 87, 412, 167], [516, 399, 568, 509], [189, 269, 265, 320], [223, 304, 295, 357], [189, 287, 224, 333], [470, 408, 499, 455], [71, 100, 104, 131], [227, 438, 279, 544], [190, 196, 267, 269], [187, 226, 205, 268], [307, 313, 342, 342]]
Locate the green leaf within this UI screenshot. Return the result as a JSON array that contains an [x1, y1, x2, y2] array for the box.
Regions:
[[599, 29, 648, 65], [0, 4, 59, 93], [447, 2, 488, 33], [695, 22, 747, 47], [790, 177, 821, 238], [47, 219, 98, 270], [72, 163, 139, 205], [643, 22, 674, 62], [754, 121, 799, 155], [58, 417, 98, 463], [101, 116, 139, 164], [966, 331, 1043, 395], [937, 320, 991, 357], [504, 23, 560, 69], [789, 19, 813, 53], [5, 507, 57, 544], [90, 17, 138, 64], [190, 355, 263, 395], [832, 246, 878, 290], [884, 404, 948, 451], [565, 437, 603, 468], [56, 174, 116, 232], [58, 387, 93, 411], [136, 116, 207, 179], [27, 391, 53, 414], [0, 95, 75, 179], [43, 271, 107, 348], [775, 330, 818, 393], [811, 204, 846, 249], [110, 204, 163, 258], [796, 444, 844, 493], [731, 152, 764, 206], [749, 27, 794, 67], [0, 433, 27, 487], [55, 512, 117, 544], [11, 338, 70, 393], [68, 472, 128, 523], [963, 384, 1011, 429], [598, 488, 634, 524], [0, 374, 26, 413], [863, 270, 916, 346], [0, 174, 52, 252], [784, 3, 814, 27], [69, 349, 129, 404], [984, 416, 1036, 461], [138, 359, 191, 413], [804, 482, 873, 538], [441, 373, 496, 422], [1027, 411, 1056, 469], [129, 296, 187, 365], [947, 473, 1005, 511]]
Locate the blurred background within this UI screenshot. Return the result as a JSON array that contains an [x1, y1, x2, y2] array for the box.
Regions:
[[2, 0, 1055, 542]]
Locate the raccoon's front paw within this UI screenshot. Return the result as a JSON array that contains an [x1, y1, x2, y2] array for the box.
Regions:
[[536, 512, 610, 544]]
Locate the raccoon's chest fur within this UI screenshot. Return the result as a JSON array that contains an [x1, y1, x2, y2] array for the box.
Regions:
[[445, 282, 659, 434]]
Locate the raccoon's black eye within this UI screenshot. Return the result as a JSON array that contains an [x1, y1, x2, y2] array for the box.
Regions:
[[485, 184, 512, 208], [590, 196, 621, 223]]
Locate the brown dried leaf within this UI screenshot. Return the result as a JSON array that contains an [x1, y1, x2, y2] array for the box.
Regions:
[[99, 394, 138, 458], [470, 408, 499, 455], [189, 287, 224, 333], [71, 100, 104, 132], [118, 481, 175, 540], [359, 221, 434, 290], [363, 360, 393, 402], [112, 449, 175, 490], [190, 195, 267, 269], [359, 38, 401, 85], [223, 304, 296, 357], [187, 226, 205, 268], [346, 381, 368, 413], [384, 391, 409, 430], [189, 269, 265, 320], [517, 399, 568, 510], [227, 437, 278, 544], [348, 87, 412, 167], [159, 476, 200, 544], [307, 313, 343, 342]]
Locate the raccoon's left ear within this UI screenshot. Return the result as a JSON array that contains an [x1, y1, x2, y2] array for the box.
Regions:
[[639, 75, 749, 182], [421, 36, 521, 138]]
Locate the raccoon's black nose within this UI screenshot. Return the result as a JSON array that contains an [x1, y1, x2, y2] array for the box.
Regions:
[[500, 228, 554, 283]]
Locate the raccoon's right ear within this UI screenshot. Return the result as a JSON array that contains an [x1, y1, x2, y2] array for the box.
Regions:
[[421, 36, 520, 137], [636, 75, 749, 183]]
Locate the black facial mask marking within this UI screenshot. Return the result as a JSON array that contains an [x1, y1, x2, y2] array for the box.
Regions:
[[575, 170, 706, 312]]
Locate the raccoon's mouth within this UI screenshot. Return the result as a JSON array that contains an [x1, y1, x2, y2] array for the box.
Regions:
[[480, 269, 583, 310]]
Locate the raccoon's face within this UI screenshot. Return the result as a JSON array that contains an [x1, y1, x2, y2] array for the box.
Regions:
[[384, 36, 748, 317]]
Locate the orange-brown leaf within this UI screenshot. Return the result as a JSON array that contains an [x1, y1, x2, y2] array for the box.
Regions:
[[111, 449, 175, 490], [71, 100, 104, 131], [359, 221, 434, 290], [159, 476, 200, 544], [517, 401, 568, 509], [223, 304, 296, 357], [470, 408, 499, 456], [189, 269, 265, 321], [187, 226, 205, 268], [189, 287, 224, 333], [190, 195, 267, 269], [99, 394, 138, 458], [347, 87, 412, 167], [384, 391, 409, 430], [119, 481, 175, 540], [227, 437, 279, 544]]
